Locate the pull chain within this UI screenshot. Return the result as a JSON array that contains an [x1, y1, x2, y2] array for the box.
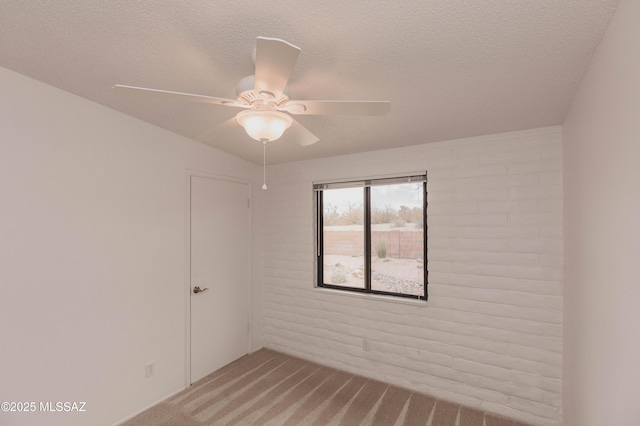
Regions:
[[262, 139, 268, 190]]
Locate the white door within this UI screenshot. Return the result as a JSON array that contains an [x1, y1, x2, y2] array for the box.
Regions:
[[190, 175, 250, 384]]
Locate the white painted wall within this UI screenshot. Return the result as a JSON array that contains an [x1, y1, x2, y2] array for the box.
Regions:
[[262, 127, 564, 425], [0, 66, 262, 426], [562, 0, 640, 425]]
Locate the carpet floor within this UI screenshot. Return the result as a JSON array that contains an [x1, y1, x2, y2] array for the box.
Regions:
[[123, 348, 534, 426]]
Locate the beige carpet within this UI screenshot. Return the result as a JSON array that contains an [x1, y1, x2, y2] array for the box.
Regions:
[[123, 348, 533, 426]]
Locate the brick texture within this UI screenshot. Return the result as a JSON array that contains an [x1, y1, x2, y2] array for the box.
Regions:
[[261, 128, 563, 426]]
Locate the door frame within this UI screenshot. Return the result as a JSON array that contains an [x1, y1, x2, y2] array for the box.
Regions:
[[184, 169, 253, 387]]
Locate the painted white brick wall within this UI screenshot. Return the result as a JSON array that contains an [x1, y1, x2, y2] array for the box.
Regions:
[[261, 127, 563, 426]]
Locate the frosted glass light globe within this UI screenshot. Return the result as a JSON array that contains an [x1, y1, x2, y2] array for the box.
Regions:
[[236, 110, 293, 142]]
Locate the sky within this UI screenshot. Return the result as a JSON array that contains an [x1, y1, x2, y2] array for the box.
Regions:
[[324, 183, 423, 213]]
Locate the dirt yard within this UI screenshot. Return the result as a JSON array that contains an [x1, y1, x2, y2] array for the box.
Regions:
[[323, 254, 424, 296]]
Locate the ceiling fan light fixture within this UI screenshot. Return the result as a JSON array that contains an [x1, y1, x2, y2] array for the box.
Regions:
[[236, 109, 292, 142]]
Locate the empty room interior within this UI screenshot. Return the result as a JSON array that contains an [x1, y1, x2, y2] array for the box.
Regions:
[[1, 1, 639, 426]]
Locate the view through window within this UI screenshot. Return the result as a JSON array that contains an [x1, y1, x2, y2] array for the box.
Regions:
[[315, 174, 427, 300]]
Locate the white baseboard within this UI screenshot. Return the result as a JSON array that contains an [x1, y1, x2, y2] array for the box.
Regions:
[[112, 350, 265, 425], [111, 386, 186, 426], [249, 345, 264, 354]]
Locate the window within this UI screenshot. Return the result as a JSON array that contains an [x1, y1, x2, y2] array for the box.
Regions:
[[315, 174, 428, 300]]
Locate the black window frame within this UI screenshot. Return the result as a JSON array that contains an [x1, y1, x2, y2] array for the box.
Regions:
[[315, 173, 428, 301]]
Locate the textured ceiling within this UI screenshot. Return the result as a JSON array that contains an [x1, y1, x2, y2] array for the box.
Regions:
[[0, 1, 619, 164]]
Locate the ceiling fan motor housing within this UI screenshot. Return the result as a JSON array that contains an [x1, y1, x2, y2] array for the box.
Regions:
[[236, 75, 290, 106]]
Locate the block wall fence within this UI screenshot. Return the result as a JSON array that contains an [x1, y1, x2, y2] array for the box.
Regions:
[[324, 229, 424, 260], [261, 127, 563, 425]]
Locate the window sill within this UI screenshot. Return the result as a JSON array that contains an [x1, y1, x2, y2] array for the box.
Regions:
[[313, 286, 428, 307]]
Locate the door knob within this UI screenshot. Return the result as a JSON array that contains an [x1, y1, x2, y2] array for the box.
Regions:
[[193, 286, 209, 294]]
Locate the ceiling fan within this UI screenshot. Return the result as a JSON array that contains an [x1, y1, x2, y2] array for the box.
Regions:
[[113, 36, 391, 188], [114, 36, 391, 144]]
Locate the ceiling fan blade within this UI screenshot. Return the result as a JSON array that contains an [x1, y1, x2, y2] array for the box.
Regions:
[[112, 85, 247, 108], [281, 100, 391, 116], [254, 37, 301, 98], [288, 119, 320, 146], [194, 116, 240, 144]]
